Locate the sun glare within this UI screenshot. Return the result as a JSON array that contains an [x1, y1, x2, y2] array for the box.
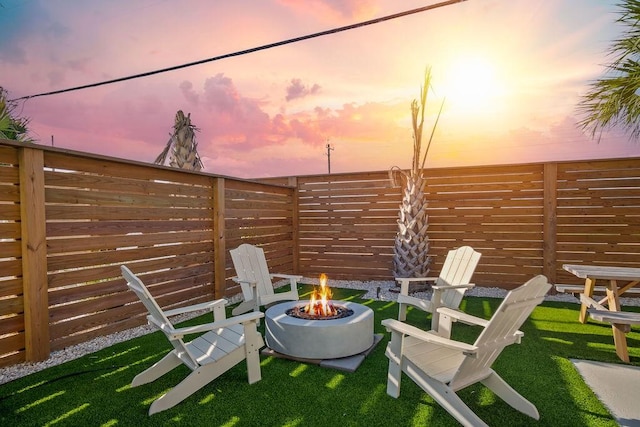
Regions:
[[442, 55, 504, 114]]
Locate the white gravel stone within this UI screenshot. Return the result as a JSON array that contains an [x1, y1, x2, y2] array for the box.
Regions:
[[1, 278, 635, 385]]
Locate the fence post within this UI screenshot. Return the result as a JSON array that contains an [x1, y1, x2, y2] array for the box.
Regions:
[[543, 162, 558, 285], [19, 147, 49, 361], [213, 177, 226, 298], [288, 177, 299, 275]]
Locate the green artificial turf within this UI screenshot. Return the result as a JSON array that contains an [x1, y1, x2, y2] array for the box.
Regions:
[[1, 285, 638, 426]]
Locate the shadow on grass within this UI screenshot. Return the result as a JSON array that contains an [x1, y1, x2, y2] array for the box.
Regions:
[[1, 288, 634, 426]]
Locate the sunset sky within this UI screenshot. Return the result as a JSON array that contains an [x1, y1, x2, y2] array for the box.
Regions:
[[2, 0, 638, 178]]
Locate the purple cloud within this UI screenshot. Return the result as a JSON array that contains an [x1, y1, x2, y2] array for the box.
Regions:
[[286, 78, 321, 101], [180, 80, 199, 106], [277, 0, 378, 19]]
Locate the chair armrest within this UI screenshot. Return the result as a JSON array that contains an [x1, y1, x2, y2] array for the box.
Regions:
[[436, 307, 490, 327], [231, 277, 258, 301], [270, 273, 303, 281], [231, 277, 256, 286], [396, 277, 439, 295], [163, 299, 227, 317], [156, 311, 265, 339], [382, 319, 478, 354], [431, 283, 475, 291]]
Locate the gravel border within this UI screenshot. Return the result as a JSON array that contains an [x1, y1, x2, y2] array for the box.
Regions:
[[0, 278, 631, 386]]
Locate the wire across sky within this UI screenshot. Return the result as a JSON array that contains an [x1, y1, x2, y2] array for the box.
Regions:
[[10, 0, 466, 101]]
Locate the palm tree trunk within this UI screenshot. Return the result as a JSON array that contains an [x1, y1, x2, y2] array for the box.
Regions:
[[390, 68, 442, 279], [392, 170, 430, 277]]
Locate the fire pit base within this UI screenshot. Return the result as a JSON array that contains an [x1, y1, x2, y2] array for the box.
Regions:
[[265, 300, 374, 360], [261, 333, 383, 373]]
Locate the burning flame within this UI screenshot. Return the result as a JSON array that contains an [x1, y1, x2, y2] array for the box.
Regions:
[[304, 273, 337, 317]]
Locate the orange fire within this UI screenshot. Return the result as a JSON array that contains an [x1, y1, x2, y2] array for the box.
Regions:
[[304, 273, 337, 317]]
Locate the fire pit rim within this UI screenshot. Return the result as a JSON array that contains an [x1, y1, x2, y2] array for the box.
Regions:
[[285, 299, 354, 320]]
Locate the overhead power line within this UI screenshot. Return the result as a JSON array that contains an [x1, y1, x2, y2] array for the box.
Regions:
[[12, 0, 467, 101]]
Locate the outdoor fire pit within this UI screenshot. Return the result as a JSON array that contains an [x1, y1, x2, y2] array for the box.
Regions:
[[264, 274, 374, 360]]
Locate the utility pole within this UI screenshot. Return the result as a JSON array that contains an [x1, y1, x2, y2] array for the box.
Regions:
[[325, 141, 334, 174]]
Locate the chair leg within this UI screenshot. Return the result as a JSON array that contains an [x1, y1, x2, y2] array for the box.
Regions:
[[132, 351, 181, 387], [244, 325, 264, 384], [408, 367, 489, 427], [398, 303, 408, 321], [148, 353, 244, 415], [386, 360, 402, 398], [481, 370, 540, 420], [435, 313, 453, 339], [385, 333, 403, 398], [430, 292, 443, 332]]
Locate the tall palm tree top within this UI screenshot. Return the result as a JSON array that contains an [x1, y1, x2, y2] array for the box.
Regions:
[[154, 110, 204, 171]]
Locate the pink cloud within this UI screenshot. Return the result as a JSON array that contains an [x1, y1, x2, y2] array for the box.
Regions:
[[46, 70, 66, 88], [0, 44, 27, 65], [196, 74, 271, 147], [165, 74, 408, 175], [286, 78, 321, 101], [179, 81, 199, 106], [277, 0, 378, 20], [66, 58, 91, 73], [321, 0, 378, 18]]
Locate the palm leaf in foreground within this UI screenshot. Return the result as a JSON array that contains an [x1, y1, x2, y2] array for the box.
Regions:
[[578, 0, 640, 141]]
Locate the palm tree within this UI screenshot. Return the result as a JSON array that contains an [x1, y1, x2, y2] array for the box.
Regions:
[[389, 68, 444, 279], [154, 110, 203, 171], [578, 0, 640, 141], [0, 87, 32, 142]]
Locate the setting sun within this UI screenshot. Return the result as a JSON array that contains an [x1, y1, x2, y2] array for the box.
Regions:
[[442, 55, 505, 114]]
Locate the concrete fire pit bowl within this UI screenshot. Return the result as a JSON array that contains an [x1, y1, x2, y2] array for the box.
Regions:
[[265, 300, 374, 360]]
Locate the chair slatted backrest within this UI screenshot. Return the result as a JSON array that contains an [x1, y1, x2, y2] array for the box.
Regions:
[[436, 246, 482, 308], [230, 244, 275, 299], [449, 275, 551, 390], [121, 265, 199, 370]]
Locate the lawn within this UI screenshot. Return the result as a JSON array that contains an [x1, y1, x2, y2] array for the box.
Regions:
[[1, 285, 638, 426]]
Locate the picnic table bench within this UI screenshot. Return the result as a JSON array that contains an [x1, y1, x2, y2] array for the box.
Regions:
[[587, 309, 640, 326], [579, 293, 640, 334], [555, 284, 640, 296], [563, 264, 640, 362]]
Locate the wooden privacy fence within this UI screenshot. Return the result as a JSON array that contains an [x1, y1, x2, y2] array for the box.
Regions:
[[0, 141, 295, 367], [1, 138, 640, 367], [263, 160, 640, 288]]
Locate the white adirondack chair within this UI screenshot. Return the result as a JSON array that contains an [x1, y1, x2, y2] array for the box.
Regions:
[[230, 243, 302, 316], [397, 245, 481, 338], [121, 265, 265, 415], [383, 275, 551, 427]]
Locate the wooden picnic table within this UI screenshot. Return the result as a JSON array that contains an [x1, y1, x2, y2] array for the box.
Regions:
[[563, 264, 640, 362]]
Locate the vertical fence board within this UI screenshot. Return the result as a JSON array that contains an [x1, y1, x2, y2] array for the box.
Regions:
[[290, 177, 300, 274], [0, 145, 25, 367], [213, 177, 226, 298], [543, 163, 558, 284], [19, 147, 49, 361]]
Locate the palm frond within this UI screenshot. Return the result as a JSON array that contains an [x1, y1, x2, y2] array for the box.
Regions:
[[577, 0, 640, 141], [154, 110, 204, 171], [0, 87, 32, 142]]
